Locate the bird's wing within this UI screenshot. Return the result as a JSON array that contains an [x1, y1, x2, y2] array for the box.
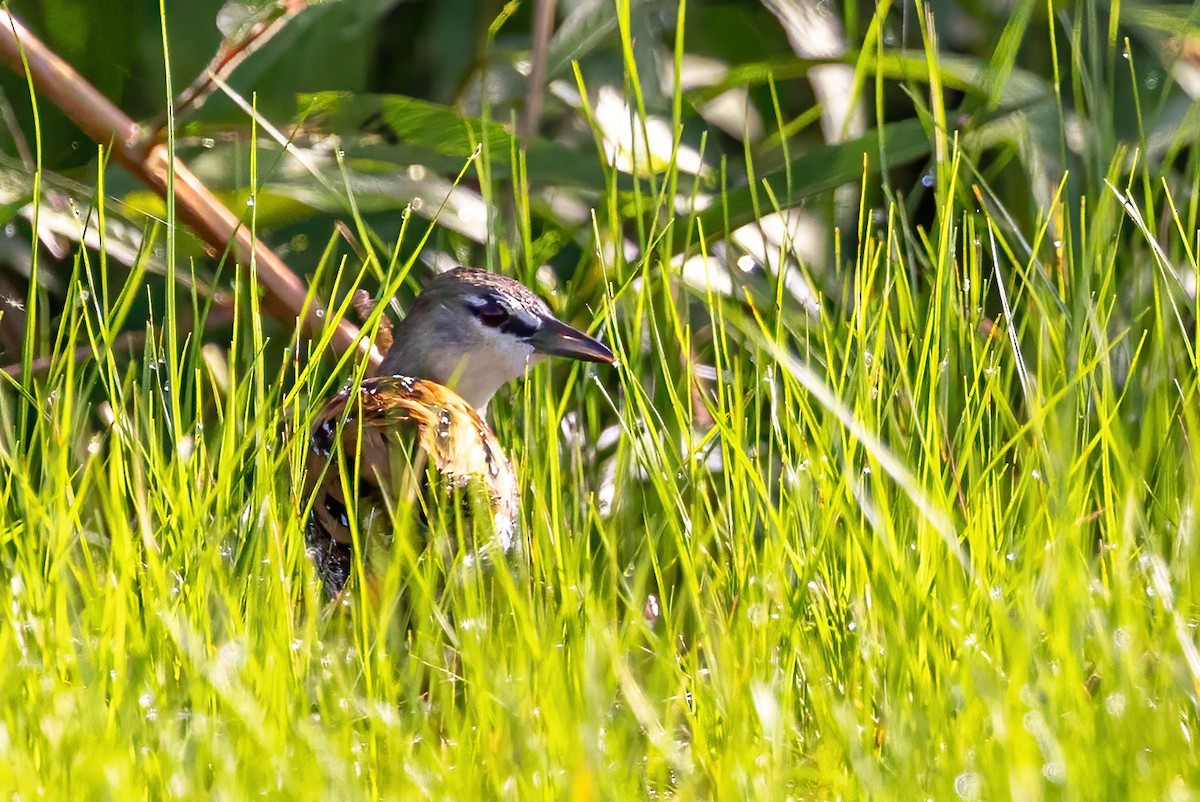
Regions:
[[304, 376, 518, 590]]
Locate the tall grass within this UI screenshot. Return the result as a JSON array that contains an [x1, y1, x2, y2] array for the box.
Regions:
[[1, 1, 1198, 799]]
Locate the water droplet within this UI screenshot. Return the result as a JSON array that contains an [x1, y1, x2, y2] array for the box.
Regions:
[[954, 771, 982, 799]]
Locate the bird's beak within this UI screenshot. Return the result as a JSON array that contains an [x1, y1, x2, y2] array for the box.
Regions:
[[529, 316, 615, 363]]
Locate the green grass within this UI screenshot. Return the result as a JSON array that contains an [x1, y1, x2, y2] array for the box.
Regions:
[[2, 1, 1200, 799]]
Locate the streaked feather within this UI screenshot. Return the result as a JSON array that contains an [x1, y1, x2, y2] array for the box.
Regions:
[[304, 375, 518, 593]]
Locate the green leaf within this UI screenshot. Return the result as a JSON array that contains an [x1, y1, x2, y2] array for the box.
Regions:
[[298, 91, 634, 194], [0, 0, 142, 168], [685, 118, 931, 252]]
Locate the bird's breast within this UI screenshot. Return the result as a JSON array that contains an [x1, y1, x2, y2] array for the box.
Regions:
[[304, 375, 518, 593]]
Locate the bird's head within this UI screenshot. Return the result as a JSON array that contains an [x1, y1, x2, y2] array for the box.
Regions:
[[378, 268, 614, 409]]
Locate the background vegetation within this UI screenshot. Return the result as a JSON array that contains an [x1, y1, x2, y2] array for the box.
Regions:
[[1, 0, 1199, 797]]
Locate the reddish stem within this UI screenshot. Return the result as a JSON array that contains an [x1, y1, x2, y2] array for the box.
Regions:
[[0, 10, 379, 367]]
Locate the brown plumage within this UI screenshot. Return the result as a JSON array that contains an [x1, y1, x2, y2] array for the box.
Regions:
[[304, 376, 518, 592], [304, 268, 613, 594]]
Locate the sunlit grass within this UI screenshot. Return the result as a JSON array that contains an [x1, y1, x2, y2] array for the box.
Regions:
[[1, 1, 1200, 799]]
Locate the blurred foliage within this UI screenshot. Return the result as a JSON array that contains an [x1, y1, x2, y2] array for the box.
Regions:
[[0, 0, 1197, 370], [0, 0, 144, 168]]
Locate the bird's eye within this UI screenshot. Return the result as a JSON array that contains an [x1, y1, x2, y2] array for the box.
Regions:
[[473, 300, 510, 328]]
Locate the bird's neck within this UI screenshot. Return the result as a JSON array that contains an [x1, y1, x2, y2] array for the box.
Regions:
[[378, 317, 506, 411], [376, 315, 434, 382]]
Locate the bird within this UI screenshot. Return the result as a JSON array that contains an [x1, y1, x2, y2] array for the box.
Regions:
[[304, 267, 614, 595]]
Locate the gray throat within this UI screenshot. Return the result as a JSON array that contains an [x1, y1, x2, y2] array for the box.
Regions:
[[376, 315, 509, 411]]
